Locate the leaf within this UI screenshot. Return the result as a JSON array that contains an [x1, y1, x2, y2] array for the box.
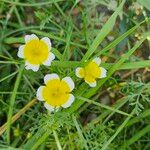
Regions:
[[6, 64, 24, 144], [94, 19, 146, 57], [101, 110, 135, 150], [121, 124, 150, 148], [77, 96, 131, 117]]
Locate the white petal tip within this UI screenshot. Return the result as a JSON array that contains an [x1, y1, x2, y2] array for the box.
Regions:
[[100, 67, 107, 78], [43, 53, 55, 66], [25, 34, 38, 43], [61, 94, 75, 108], [75, 67, 84, 78], [85, 81, 97, 87], [44, 103, 54, 112], [62, 77, 75, 91], [44, 73, 59, 84], [41, 37, 52, 49], [93, 57, 101, 65], [17, 45, 25, 58], [25, 62, 39, 72], [36, 86, 44, 101]]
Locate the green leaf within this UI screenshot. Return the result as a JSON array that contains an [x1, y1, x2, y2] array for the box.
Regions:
[[0, 0, 64, 7], [121, 124, 150, 148], [6, 64, 24, 144], [94, 19, 146, 57], [77, 96, 131, 117], [72, 115, 88, 150], [101, 109, 135, 150]]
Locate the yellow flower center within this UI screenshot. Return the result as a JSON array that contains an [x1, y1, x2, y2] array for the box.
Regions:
[[84, 61, 101, 83], [24, 39, 49, 64], [42, 79, 71, 107]]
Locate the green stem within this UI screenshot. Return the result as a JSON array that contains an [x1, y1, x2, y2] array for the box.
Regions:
[[77, 96, 131, 117], [53, 130, 62, 150], [72, 115, 89, 150], [0, 0, 63, 7], [121, 124, 150, 148], [101, 109, 135, 150], [6, 64, 24, 144]]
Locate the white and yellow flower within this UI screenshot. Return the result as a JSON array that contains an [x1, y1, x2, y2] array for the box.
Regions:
[[75, 57, 107, 87], [36, 73, 75, 112], [18, 34, 55, 72]]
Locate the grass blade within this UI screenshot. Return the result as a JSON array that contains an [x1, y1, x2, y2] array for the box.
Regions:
[[52, 60, 150, 69], [94, 19, 147, 58], [101, 109, 135, 150], [0, 99, 37, 136], [121, 124, 150, 148], [53, 130, 62, 150], [6, 64, 24, 144], [0, 71, 18, 83], [82, 0, 125, 61], [67, 33, 148, 114], [0, 0, 63, 7], [77, 96, 131, 117], [72, 115, 89, 150]]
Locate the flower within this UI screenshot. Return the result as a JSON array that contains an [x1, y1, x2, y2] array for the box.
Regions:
[[36, 73, 75, 112], [17, 34, 55, 72], [75, 57, 107, 87]]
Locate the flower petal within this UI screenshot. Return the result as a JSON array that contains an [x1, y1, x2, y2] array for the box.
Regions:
[[88, 82, 97, 87], [41, 37, 52, 50], [61, 94, 75, 108], [62, 77, 75, 91], [25, 61, 39, 72], [18, 45, 25, 58], [42, 52, 55, 66], [44, 73, 59, 84], [75, 67, 85, 78], [36, 86, 45, 101], [92, 57, 101, 65], [99, 67, 107, 78], [44, 103, 55, 112], [25, 34, 38, 43], [85, 79, 97, 87]]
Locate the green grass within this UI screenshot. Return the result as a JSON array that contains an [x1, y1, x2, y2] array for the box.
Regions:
[[6, 64, 24, 144], [0, 0, 150, 149]]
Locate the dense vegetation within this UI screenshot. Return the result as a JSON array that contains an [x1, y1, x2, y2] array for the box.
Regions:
[[0, 0, 150, 149]]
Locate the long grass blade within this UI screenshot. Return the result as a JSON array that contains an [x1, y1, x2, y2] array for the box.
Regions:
[[6, 64, 24, 144], [82, 0, 125, 61]]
